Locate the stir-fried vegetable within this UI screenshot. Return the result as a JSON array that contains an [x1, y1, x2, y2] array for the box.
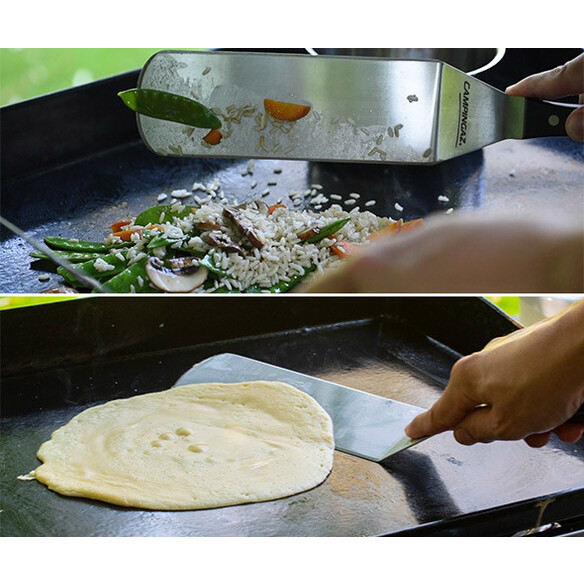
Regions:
[[57, 252, 130, 286], [35, 203, 336, 293], [134, 204, 196, 227], [264, 99, 311, 122], [370, 218, 424, 240], [203, 128, 223, 145], [118, 89, 222, 130], [300, 218, 350, 243], [33, 199, 421, 294], [44, 237, 131, 253], [30, 250, 110, 263], [102, 259, 156, 293]]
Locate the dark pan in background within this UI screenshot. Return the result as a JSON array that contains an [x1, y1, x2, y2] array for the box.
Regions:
[[2, 296, 583, 536], [1, 48, 582, 292]]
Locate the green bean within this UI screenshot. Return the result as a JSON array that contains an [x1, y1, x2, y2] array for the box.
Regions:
[[118, 89, 222, 130], [134, 204, 197, 228], [44, 236, 131, 253], [305, 218, 350, 243]]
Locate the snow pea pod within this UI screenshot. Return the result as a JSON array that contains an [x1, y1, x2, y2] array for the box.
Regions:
[[305, 218, 350, 243], [146, 235, 189, 250], [134, 204, 197, 228], [118, 89, 222, 130], [101, 259, 159, 293], [44, 236, 131, 253], [199, 253, 231, 279], [56, 253, 130, 287], [267, 264, 316, 293], [31, 250, 108, 263], [211, 263, 316, 294]]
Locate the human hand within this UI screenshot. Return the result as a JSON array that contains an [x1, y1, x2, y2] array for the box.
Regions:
[[506, 53, 584, 142], [298, 213, 584, 293], [405, 300, 584, 448]]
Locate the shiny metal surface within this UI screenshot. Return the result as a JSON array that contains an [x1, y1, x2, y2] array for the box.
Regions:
[[437, 63, 524, 159], [175, 353, 425, 461], [138, 51, 559, 164], [139, 51, 442, 164], [2, 298, 584, 536], [312, 48, 505, 76]]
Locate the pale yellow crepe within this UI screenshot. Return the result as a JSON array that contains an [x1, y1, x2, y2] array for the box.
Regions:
[[33, 381, 334, 510]]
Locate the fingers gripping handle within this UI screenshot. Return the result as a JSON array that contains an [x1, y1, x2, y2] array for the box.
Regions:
[[523, 99, 576, 138]]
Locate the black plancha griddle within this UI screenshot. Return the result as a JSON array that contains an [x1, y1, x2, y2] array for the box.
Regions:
[[1, 48, 583, 293], [2, 296, 584, 536]]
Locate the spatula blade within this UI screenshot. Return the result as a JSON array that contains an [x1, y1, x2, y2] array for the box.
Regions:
[[138, 50, 444, 164], [174, 353, 426, 462], [136, 51, 571, 165]]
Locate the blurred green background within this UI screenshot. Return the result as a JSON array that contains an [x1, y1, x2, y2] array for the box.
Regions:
[[0, 296, 520, 318], [0, 48, 198, 106]]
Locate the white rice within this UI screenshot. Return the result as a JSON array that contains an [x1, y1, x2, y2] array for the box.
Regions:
[[131, 198, 395, 292], [93, 257, 116, 272]]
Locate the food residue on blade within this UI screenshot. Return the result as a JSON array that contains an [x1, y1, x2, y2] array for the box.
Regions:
[[263, 99, 311, 122], [203, 128, 223, 145]]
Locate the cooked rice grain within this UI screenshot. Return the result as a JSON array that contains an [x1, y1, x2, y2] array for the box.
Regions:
[[133, 199, 394, 292]]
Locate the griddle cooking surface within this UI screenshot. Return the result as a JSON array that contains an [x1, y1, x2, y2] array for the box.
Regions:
[[2, 297, 584, 536], [0, 141, 483, 292], [2, 49, 582, 293]]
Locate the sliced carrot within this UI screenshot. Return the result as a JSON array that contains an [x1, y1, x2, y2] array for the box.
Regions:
[[400, 218, 424, 232], [113, 227, 142, 241], [370, 221, 403, 240], [112, 225, 162, 241], [331, 240, 361, 259], [268, 203, 287, 215], [203, 128, 222, 145], [111, 220, 131, 233], [264, 99, 311, 122], [370, 218, 424, 240]]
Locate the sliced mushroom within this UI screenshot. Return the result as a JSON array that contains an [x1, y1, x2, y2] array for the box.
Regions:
[[41, 286, 79, 294], [145, 256, 208, 293], [201, 231, 245, 255], [195, 220, 223, 231], [297, 224, 322, 241], [222, 206, 264, 249], [248, 198, 269, 216]]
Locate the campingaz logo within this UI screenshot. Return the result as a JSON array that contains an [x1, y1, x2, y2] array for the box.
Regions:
[[456, 81, 471, 147]]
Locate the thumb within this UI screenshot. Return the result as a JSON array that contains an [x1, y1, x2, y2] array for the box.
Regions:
[[405, 387, 480, 440], [566, 106, 584, 142]]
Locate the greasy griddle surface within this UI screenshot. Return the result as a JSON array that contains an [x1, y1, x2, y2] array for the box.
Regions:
[[3, 315, 584, 536], [0, 139, 481, 293]]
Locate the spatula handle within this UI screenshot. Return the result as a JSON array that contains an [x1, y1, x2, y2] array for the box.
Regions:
[[523, 99, 576, 138]]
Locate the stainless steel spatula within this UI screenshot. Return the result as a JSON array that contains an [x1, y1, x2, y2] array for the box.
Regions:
[[136, 50, 574, 165], [173, 353, 427, 461]]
